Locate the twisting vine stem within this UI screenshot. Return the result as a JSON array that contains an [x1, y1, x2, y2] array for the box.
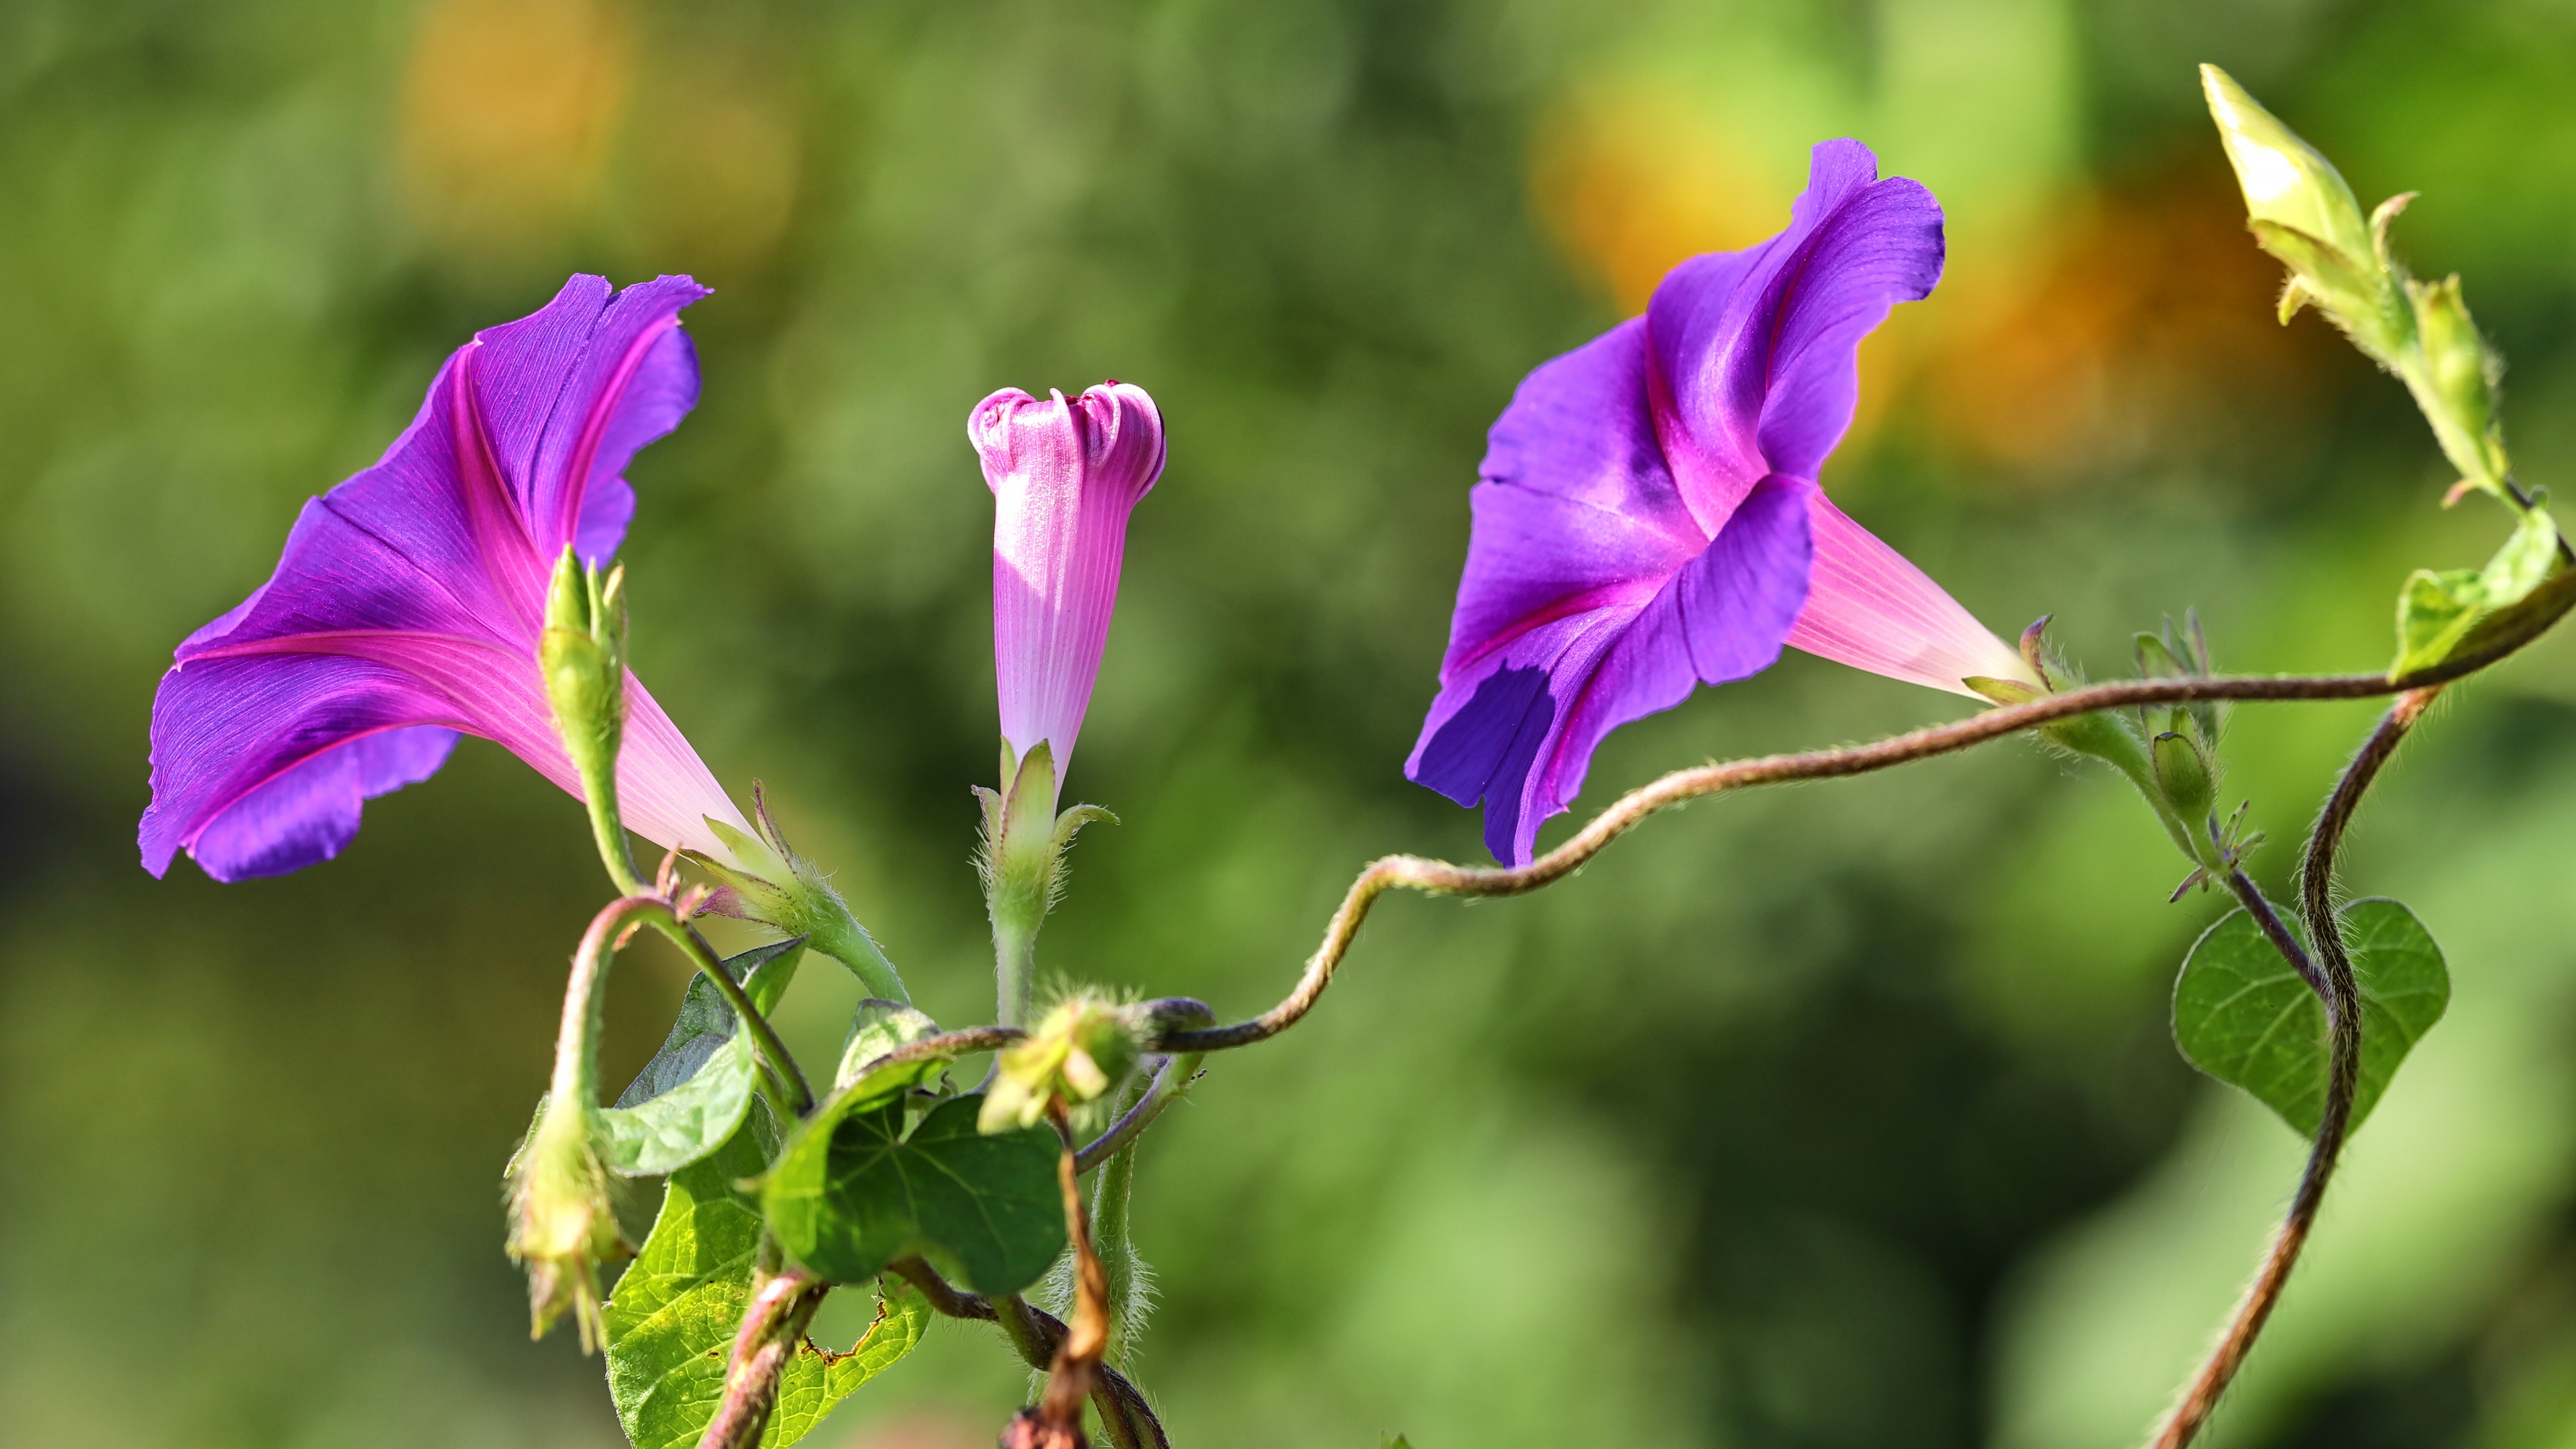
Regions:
[[2147, 686, 2440, 1449], [1155, 664, 2519, 1055], [888, 1256, 1170, 1449]]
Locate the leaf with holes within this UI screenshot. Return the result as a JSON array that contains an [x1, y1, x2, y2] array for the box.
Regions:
[[2172, 896, 2449, 1137], [604, 1122, 926, 1449]]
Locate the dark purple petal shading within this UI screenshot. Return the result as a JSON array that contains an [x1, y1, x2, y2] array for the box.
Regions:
[[187, 726, 459, 881], [1411, 476, 1813, 864]]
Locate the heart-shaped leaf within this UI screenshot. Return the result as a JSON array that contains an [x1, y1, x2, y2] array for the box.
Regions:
[[605, 1122, 926, 1449], [764, 1093, 1064, 1295], [2172, 896, 2449, 1137], [600, 939, 806, 1177]]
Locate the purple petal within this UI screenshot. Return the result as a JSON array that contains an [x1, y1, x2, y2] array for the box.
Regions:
[[528, 280, 708, 563], [1445, 320, 1704, 678], [142, 652, 470, 879], [1409, 476, 1813, 865], [1647, 140, 1943, 513], [186, 727, 459, 881], [142, 274, 741, 881]]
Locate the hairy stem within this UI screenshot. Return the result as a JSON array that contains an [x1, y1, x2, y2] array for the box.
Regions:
[[577, 751, 646, 898], [635, 906, 814, 1118], [1155, 667, 2514, 1057], [2146, 686, 2438, 1449], [1028, 1104, 1114, 1443], [889, 1259, 1169, 1449]]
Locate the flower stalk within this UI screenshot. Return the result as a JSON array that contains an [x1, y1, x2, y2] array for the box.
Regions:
[[542, 547, 645, 896], [977, 743, 1113, 1027], [2145, 687, 2436, 1449], [506, 890, 813, 1354]]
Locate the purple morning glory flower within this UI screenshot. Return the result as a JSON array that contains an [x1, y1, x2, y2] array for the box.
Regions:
[[1409, 140, 2039, 865], [971, 382, 1166, 794], [142, 274, 753, 881]]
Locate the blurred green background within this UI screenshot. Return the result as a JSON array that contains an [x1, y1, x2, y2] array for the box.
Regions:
[[7, 1, 2576, 1446]]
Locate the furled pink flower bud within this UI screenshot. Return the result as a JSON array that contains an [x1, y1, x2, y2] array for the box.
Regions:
[[971, 383, 1166, 793]]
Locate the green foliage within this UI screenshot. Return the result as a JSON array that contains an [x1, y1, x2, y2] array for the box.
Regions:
[[835, 1000, 941, 1091], [600, 941, 806, 1177], [2394, 503, 2560, 676], [763, 1094, 1065, 1294], [604, 1124, 928, 1449], [2172, 898, 2449, 1138]]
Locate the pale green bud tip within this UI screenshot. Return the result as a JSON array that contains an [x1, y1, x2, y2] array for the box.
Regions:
[[539, 547, 629, 778], [979, 994, 1142, 1133], [2200, 64, 2371, 265], [506, 1103, 626, 1352]]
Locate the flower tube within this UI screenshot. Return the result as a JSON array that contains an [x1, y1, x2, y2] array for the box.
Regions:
[[972, 382, 1166, 794], [1409, 140, 2040, 865], [141, 274, 751, 881]]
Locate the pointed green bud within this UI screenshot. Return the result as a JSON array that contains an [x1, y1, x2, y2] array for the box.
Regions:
[[2408, 272, 2507, 489], [2151, 731, 2217, 822], [539, 546, 629, 788], [979, 993, 1144, 1134], [504, 1092, 628, 1353], [2202, 64, 2372, 271], [2202, 65, 2411, 364]]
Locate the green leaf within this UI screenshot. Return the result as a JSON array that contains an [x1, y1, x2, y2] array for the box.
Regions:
[[836, 999, 940, 1090], [605, 1123, 926, 1449], [2394, 568, 2485, 678], [600, 940, 806, 1177], [2392, 505, 2563, 676], [2481, 502, 2559, 606], [764, 1093, 1065, 1295], [2171, 897, 2450, 1137]]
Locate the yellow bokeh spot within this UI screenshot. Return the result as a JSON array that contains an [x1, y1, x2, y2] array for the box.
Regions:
[[398, 0, 632, 261], [1529, 90, 1785, 315]]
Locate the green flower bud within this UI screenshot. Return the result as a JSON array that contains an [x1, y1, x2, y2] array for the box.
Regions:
[[504, 1093, 629, 1352], [2202, 65, 2371, 266], [2201, 64, 2408, 364], [980, 994, 1143, 1134], [539, 547, 628, 790], [2151, 731, 2217, 823], [2408, 272, 2507, 489]]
